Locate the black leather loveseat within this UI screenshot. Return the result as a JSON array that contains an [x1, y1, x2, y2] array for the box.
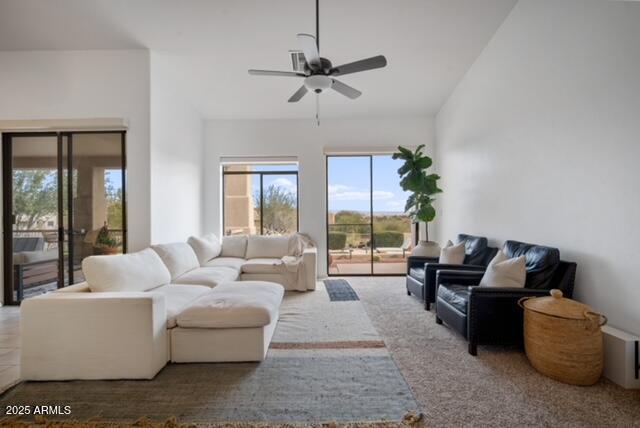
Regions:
[[406, 234, 497, 310], [434, 240, 577, 355]]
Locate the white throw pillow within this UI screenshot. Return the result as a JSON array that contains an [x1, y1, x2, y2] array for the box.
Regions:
[[151, 243, 200, 280], [479, 250, 526, 288], [220, 235, 248, 258], [440, 240, 465, 265], [83, 248, 171, 292], [188, 233, 222, 265], [245, 235, 292, 259]]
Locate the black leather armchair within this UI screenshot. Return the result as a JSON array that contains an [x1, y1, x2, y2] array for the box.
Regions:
[[406, 234, 497, 310], [434, 240, 577, 355]]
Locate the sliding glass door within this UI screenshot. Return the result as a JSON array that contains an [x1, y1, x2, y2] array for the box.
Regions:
[[326, 155, 412, 276], [2, 131, 126, 304]]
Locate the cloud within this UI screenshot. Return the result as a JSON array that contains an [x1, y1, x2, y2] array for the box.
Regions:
[[328, 184, 350, 194], [269, 177, 296, 192], [328, 184, 394, 201], [385, 199, 407, 211]]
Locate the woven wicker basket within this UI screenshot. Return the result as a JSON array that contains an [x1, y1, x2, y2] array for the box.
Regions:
[[518, 289, 607, 386]]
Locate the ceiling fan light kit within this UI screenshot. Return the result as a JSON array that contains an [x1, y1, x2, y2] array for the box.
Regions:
[[304, 75, 332, 93], [248, 0, 387, 124]]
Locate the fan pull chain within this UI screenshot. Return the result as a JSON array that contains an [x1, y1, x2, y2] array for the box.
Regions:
[[316, 93, 320, 126]]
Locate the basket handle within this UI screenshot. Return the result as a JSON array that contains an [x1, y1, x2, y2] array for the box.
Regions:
[[585, 311, 608, 327], [517, 296, 533, 309]]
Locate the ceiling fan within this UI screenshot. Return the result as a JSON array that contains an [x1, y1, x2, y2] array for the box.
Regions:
[[248, 0, 387, 123]]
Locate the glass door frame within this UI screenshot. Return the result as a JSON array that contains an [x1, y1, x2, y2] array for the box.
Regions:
[[325, 154, 406, 277], [2, 130, 127, 305]]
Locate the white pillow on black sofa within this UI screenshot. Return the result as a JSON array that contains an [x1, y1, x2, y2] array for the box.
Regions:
[[479, 250, 526, 288], [439, 240, 465, 264], [188, 233, 222, 265]]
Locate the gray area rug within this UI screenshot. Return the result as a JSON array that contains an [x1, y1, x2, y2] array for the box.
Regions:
[[323, 279, 359, 301], [0, 357, 416, 423], [0, 283, 418, 423]]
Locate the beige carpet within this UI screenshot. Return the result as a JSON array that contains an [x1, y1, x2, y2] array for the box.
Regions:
[[348, 277, 640, 427]]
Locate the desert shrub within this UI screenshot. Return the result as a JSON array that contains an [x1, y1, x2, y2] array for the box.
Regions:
[[328, 232, 348, 250], [373, 231, 404, 248]]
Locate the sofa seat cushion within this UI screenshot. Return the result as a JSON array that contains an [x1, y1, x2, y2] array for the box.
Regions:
[[203, 257, 245, 271], [82, 248, 171, 293], [177, 281, 284, 329], [437, 284, 470, 315], [151, 243, 200, 280], [242, 258, 284, 274], [173, 267, 239, 288], [409, 267, 425, 282], [149, 284, 212, 328]]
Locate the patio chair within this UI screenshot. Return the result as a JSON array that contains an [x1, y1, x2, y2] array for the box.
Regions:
[[375, 235, 412, 257], [13, 236, 60, 301]]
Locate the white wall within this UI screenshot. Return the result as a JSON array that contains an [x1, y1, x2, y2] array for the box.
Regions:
[[436, 0, 640, 335], [150, 52, 204, 243], [205, 116, 435, 276], [0, 50, 151, 251]]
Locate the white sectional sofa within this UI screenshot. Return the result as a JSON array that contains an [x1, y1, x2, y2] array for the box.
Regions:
[[20, 233, 316, 381]]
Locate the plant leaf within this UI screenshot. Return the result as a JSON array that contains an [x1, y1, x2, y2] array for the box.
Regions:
[[416, 204, 436, 222], [414, 157, 432, 169], [398, 146, 413, 157]]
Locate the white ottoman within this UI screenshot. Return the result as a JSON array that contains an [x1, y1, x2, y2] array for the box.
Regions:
[[170, 281, 284, 362]]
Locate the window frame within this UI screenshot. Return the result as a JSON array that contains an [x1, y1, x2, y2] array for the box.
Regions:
[[221, 165, 299, 236]]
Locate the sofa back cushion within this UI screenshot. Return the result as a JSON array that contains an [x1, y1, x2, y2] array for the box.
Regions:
[[503, 240, 560, 289], [83, 248, 171, 292], [456, 234, 489, 265], [245, 235, 291, 259], [151, 243, 200, 279], [187, 233, 222, 265], [220, 235, 248, 258]]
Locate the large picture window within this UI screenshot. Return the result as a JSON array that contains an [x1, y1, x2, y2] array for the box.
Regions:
[[222, 163, 298, 236], [326, 155, 412, 276]]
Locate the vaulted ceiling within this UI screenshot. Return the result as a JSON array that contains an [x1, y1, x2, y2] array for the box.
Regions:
[[0, 0, 516, 119]]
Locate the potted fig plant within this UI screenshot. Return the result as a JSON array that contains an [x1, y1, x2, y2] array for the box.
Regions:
[[93, 222, 120, 255], [392, 145, 442, 257]]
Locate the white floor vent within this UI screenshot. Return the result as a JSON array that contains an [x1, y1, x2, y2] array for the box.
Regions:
[[602, 325, 639, 389]]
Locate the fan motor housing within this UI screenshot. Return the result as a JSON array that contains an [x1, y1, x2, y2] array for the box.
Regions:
[[305, 57, 333, 75]]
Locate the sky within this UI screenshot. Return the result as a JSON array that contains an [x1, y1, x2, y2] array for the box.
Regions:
[[328, 156, 409, 214], [105, 169, 122, 189], [251, 173, 298, 202]]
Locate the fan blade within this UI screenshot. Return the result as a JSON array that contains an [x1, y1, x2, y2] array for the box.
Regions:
[[331, 79, 362, 99], [248, 69, 305, 77], [330, 55, 387, 76], [288, 85, 308, 103], [297, 33, 321, 70]]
